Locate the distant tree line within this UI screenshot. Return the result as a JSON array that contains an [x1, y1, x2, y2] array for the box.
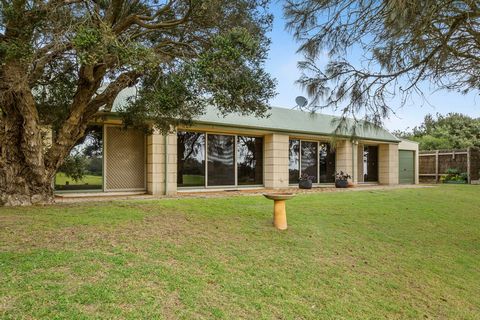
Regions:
[[393, 113, 480, 150]]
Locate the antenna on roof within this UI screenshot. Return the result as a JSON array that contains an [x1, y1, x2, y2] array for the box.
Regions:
[[295, 96, 308, 109]]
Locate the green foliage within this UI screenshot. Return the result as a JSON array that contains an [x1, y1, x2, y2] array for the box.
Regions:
[[2, 0, 275, 132], [1, 0, 275, 201], [58, 154, 88, 182], [440, 168, 468, 183], [195, 27, 275, 117], [121, 27, 276, 133], [72, 27, 102, 51], [57, 126, 103, 181], [394, 113, 480, 150], [284, 1, 480, 125]]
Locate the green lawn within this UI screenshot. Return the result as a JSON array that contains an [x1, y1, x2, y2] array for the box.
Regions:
[[0, 186, 479, 319]]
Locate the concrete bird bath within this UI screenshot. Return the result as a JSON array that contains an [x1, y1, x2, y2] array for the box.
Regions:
[[263, 193, 296, 230]]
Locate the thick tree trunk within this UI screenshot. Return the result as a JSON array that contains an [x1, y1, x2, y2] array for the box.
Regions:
[[0, 114, 55, 206], [0, 63, 56, 206], [0, 162, 55, 206]]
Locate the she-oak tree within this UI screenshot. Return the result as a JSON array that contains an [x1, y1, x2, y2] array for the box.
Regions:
[[285, 0, 479, 127], [0, 0, 276, 206]]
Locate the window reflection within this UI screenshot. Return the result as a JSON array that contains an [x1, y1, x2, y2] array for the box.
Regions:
[[319, 143, 336, 183], [207, 134, 235, 186], [55, 125, 103, 191], [177, 131, 205, 187], [289, 139, 300, 183], [301, 141, 318, 183], [237, 136, 263, 185]]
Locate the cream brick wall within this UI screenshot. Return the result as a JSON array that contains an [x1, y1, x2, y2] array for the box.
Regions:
[[378, 144, 399, 185], [351, 142, 359, 183], [335, 140, 354, 180], [264, 133, 289, 189], [146, 130, 177, 195]]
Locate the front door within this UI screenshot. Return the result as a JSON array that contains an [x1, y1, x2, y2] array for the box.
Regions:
[[364, 146, 378, 182]]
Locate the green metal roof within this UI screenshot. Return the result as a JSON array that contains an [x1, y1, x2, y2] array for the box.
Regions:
[[195, 105, 400, 142], [111, 87, 399, 143]]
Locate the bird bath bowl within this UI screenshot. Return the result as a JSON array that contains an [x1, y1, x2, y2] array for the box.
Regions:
[[263, 193, 296, 230]]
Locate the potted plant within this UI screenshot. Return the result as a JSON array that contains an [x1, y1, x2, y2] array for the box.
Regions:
[[334, 171, 351, 188], [299, 173, 314, 189]]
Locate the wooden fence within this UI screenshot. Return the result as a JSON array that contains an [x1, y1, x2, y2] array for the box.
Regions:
[[419, 147, 480, 183]]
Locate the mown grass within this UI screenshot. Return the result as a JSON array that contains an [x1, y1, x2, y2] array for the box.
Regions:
[[0, 185, 479, 319]]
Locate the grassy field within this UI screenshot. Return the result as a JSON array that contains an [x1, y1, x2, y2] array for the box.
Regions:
[[55, 172, 103, 190], [0, 186, 479, 319]]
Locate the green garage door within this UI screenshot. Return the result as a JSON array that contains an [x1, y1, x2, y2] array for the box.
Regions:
[[399, 150, 415, 184]]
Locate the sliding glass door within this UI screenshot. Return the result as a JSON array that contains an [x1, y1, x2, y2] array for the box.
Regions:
[[177, 132, 206, 187], [289, 139, 336, 184], [237, 136, 263, 185], [177, 131, 263, 188], [363, 145, 379, 182], [319, 143, 336, 183], [301, 141, 318, 183], [207, 134, 235, 186], [289, 140, 300, 183]]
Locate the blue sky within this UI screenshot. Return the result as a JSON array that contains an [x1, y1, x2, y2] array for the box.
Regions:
[[264, 3, 480, 131]]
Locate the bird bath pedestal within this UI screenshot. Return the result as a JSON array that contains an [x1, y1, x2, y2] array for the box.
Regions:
[[263, 193, 295, 230]]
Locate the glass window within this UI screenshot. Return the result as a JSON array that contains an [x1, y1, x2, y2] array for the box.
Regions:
[[207, 134, 235, 186], [319, 143, 336, 183], [237, 136, 263, 185], [177, 131, 205, 187], [55, 125, 103, 191], [289, 139, 300, 183], [301, 141, 318, 183], [363, 145, 379, 182]]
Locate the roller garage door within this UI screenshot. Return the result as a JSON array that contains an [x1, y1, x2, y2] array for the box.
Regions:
[[399, 150, 415, 184]]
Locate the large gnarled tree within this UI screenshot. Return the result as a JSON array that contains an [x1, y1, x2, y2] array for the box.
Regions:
[[0, 0, 275, 206]]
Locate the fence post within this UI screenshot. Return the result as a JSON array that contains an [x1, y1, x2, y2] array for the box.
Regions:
[[467, 147, 471, 184], [435, 150, 439, 183]]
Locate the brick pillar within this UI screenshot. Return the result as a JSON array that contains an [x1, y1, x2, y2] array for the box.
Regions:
[[264, 133, 289, 189], [146, 130, 177, 195], [351, 141, 358, 183], [335, 140, 354, 180], [378, 144, 399, 185]]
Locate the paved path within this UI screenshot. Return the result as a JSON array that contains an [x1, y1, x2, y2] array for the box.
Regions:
[[55, 184, 434, 204]]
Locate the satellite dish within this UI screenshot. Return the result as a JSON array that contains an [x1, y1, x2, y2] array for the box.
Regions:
[[295, 96, 308, 108]]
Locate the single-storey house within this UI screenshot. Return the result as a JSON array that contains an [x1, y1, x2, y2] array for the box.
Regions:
[[55, 90, 419, 195]]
